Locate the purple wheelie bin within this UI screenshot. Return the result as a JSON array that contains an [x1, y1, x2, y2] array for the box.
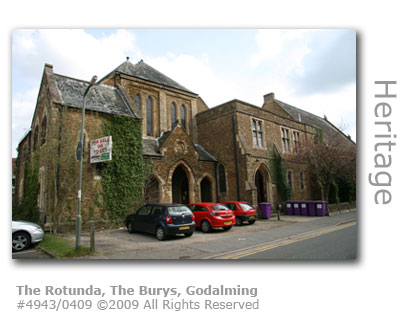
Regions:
[[315, 201, 327, 216], [300, 201, 308, 216], [292, 201, 300, 216], [307, 201, 316, 216], [260, 202, 271, 219], [286, 201, 293, 215]]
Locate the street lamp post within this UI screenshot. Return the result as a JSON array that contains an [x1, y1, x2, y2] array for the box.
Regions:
[[75, 75, 98, 251]]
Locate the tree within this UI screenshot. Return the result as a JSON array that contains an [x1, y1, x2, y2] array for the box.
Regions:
[[294, 128, 356, 203]]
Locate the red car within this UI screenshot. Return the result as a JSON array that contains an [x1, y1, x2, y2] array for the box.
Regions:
[[187, 203, 236, 232], [222, 201, 257, 226]]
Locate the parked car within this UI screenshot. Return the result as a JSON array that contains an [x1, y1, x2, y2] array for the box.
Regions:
[[187, 203, 235, 232], [125, 204, 195, 240], [12, 220, 44, 252], [222, 201, 257, 226]]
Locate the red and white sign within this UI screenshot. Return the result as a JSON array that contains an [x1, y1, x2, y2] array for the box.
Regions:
[[90, 136, 112, 163]]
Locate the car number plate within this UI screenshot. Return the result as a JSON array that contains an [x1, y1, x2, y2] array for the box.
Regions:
[[249, 216, 255, 219], [224, 221, 232, 225], [179, 226, 190, 230]]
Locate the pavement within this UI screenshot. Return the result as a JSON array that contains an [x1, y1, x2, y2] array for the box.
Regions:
[[61, 209, 356, 260]]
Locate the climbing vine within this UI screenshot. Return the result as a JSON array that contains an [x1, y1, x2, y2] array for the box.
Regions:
[[99, 115, 146, 219], [268, 148, 291, 202], [13, 152, 40, 222]]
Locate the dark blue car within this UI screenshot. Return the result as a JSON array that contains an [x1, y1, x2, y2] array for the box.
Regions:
[[125, 204, 196, 240]]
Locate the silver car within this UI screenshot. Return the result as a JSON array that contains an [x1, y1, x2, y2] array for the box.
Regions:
[[12, 221, 44, 251]]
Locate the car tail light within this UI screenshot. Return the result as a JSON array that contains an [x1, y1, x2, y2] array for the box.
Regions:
[[166, 216, 173, 224], [192, 215, 195, 221]]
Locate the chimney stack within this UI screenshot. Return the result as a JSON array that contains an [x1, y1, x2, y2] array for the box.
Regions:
[[263, 92, 275, 104]]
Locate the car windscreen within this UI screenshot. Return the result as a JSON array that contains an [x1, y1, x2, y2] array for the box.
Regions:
[[168, 206, 192, 215], [240, 203, 254, 211], [211, 205, 229, 211]]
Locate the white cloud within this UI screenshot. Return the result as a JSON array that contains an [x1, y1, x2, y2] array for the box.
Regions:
[[250, 29, 312, 73], [147, 53, 240, 107], [12, 29, 141, 87], [12, 29, 142, 157], [11, 29, 356, 157], [278, 83, 356, 141], [11, 88, 38, 154], [246, 29, 356, 140]]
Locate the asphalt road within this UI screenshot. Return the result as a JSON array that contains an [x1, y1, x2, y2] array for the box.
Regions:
[[238, 224, 356, 260], [79, 210, 356, 259], [12, 247, 50, 259]]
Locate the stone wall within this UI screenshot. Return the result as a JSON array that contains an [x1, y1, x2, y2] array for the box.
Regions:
[[145, 124, 217, 204], [196, 99, 317, 208], [101, 73, 199, 139]]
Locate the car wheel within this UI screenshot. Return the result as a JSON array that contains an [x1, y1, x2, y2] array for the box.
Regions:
[[127, 221, 134, 233], [184, 232, 193, 238], [223, 226, 232, 231], [12, 232, 31, 252], [201, 220, 211, 233], [236, 217, 242, 226], [248, 220, 256, 225], [156, 226, 167, 241]]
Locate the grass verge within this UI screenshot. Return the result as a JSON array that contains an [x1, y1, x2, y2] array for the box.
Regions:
[[39, 234, 91, 258]]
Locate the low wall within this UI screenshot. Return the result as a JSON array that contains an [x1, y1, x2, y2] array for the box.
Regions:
[[44, 219, 123, 234], [327, 201, 356, 215]]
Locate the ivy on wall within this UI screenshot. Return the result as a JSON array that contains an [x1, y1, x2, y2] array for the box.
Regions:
[[12, 153, 40, 222], [99, 115, 146, 219], [268, 148, 291, 202]]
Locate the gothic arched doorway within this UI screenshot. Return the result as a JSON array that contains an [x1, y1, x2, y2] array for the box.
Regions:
[[200, 177, 212, 202], [172, 165, 189, 204], [255, 168, 267, 204]]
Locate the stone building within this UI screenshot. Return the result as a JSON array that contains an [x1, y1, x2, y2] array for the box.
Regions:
[[14, 59, 355, 225]]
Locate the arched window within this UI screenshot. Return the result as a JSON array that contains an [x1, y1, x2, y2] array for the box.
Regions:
[[135, 94, 141, 113], [180, 104, 186, 129], [218, 164, 227, 194], [33, 125, 39, 151], [40, 116, 47, 146], [146, 96, 153, 136], [170, 102, 177, 129]]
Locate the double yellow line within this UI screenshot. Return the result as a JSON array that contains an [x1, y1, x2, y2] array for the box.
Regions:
[[209, 221, 356, 260]]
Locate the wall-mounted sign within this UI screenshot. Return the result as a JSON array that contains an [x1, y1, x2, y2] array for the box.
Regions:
[[90, 136, 112, 163]]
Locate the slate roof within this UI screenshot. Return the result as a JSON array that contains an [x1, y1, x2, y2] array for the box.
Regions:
[[54, 74, 135, 117], [142, 137, 217, 162], [158, 131, 171, 149], [275, 99, 354, 144], [102, 60, 196, 94], [194, 144, 217, 162], [142, 138, 161, 157]]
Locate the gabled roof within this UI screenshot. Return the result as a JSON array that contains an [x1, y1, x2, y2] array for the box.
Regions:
[[275, 99, 355, 145], [54, 74, 136, 117], [194, 144, 217, 162], [101, 59, 196, 95], [142, 130, 217, 162]]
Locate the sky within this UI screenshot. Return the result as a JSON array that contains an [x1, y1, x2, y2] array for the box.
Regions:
[[11, 29, 356, 157]]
